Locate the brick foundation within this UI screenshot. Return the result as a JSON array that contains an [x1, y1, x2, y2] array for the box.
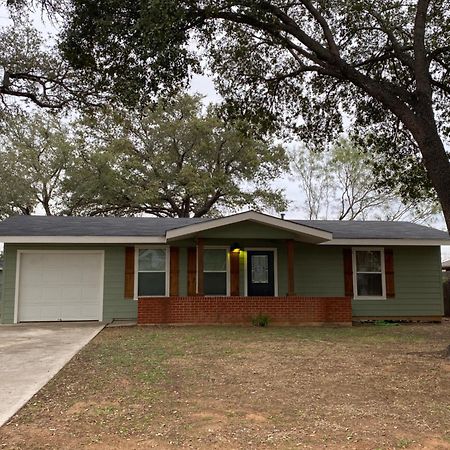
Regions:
[[137, 296, 352, 325]]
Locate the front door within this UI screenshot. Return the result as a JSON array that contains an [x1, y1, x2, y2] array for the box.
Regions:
[[247, 250, 275, 296]]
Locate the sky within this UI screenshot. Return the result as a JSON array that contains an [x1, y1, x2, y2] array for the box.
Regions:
[[1, 7, 450, 260]]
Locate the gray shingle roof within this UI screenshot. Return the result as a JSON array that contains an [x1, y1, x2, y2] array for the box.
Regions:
[[0, 215, 448, 241], [0, 216, 209, 236], [293, 220, 450, 240]]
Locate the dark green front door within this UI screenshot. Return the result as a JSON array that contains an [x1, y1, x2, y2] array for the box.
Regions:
[[247, 250, 275, 296]]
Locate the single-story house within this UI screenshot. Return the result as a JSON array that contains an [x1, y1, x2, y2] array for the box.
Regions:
[[0, 211, 448, 325]]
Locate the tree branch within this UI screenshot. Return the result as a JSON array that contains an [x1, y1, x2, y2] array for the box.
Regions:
[[414, 0, 433, 103], [297, 0, 340, 57]]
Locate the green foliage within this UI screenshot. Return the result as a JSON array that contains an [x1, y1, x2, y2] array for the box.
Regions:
[[65, 93, 289, 217], [0, 20, 101, 111], [374, 320, 399, 327], [0, 110, 75, 218], [0, 94, 288, 218], [58, 0, 450, 228], [252, 314, 270, 327], [291, 138, 441, 223]]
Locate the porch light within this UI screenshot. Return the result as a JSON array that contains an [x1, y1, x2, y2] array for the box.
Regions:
[[230, 242, 241, 253]]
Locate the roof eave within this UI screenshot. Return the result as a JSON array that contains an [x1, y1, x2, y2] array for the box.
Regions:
[[165, 211, 333, 243], [0, 236, 166, 244], [321, 238, 450, 246]]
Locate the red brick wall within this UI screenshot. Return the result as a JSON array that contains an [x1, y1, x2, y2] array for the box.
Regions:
[[138, 296, 352, 325]]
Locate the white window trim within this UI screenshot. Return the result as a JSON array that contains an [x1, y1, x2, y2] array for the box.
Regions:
[[14, 250, 105, 324], [197, 245, 230, 296], [352, 247, 386, 300], [244, 247, 278, 297], [135, 246, 170, 299]]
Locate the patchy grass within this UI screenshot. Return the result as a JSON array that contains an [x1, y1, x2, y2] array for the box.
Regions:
[[1, 323, 449, 449]]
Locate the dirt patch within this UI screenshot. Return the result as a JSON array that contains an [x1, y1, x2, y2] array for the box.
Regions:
[[0, 324, 449, 449]]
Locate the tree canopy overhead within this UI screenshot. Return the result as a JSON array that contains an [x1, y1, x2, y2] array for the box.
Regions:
[[0, 110, 74, 218], [0, 10, 104, 112], [292, 138, 440, 223], [59, 0, 450, 229], [65, 94, 289, 217], [0, 94, 288, 218]]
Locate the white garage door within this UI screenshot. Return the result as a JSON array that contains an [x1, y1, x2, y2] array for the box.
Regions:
[[17, 251, 104, 322]]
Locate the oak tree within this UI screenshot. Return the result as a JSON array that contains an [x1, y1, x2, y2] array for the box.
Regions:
[[64, 94, 289, 217], [0, 110, 74, 217], [59, 0, 450, 229]]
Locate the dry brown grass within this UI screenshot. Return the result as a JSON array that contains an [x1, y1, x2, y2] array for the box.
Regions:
[[1, 323, 449, 449]]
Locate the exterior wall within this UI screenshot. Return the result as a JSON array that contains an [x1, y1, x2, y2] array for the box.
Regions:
[[294, 244, 345, 297], [173, 239, 345, 297], [174, 242, 442, 319], [0, 244, 137, 324], [351, 246, 443, 318], [0, 239, 443, 324], [1, 247, 15, 323], [138, 296, 352, 325], [199, 222, 300, 240]]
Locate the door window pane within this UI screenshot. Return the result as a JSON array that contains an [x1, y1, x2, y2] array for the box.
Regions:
[[251, 255, 269, 284]]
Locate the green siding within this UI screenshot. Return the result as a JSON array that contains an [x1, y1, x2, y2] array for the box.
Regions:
[[0, 244, 137, 324], [102, 246, 138, 322], [295, 244, 345, 297], [0, 240, 443, 323], [351, 246, 443, 317], [200, 222, 301, 240], [1, 244, 17, 323]]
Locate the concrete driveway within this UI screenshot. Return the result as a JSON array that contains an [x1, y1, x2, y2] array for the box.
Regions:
[[0, 322, 104, 427]]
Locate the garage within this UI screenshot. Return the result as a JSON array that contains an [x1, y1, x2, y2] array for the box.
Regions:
[[16, 251, 104, 322]]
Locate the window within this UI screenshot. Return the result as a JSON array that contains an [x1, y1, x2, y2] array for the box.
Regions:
[[251, 255, 269, 284], [204, 248, 228, 295], [137, 248, 167, 296], [353, 249, 385, 298]]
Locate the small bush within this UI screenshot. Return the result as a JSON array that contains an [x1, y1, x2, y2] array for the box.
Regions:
[[252, 314, 270, 327], [374, 320, 399, 327]]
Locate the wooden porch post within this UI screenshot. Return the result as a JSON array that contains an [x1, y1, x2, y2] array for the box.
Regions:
[[230, 250, 240, 296], [169, 246, 179, 296], [287, 239, 295, 296], [196, 238, 204, 296]]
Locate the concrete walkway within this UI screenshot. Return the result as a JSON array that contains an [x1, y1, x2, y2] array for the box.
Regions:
[[0, 322, 104, 427]]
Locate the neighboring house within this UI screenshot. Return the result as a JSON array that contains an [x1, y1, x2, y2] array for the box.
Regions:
[[443, 260, 450, 272], [0, 211, 448, 325], [0, 261, 3, 304], [443, 260, 450, 316]]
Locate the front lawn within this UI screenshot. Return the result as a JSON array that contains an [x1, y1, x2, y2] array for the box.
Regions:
[[1, 324, 449, 449]]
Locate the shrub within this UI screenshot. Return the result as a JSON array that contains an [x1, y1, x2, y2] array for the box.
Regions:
[[252, 314, 270, 327]]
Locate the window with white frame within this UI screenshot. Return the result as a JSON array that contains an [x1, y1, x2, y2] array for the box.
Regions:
[[353, 249, 385, 298], [204, 248, 228, 295], [138, 248, 167, 296]]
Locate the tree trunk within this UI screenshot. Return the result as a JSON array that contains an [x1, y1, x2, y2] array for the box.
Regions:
[[43, 198, 52, 216], [414, 123, 450, 232]]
